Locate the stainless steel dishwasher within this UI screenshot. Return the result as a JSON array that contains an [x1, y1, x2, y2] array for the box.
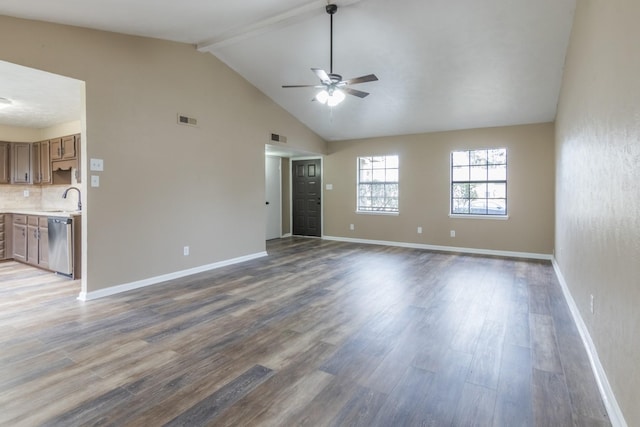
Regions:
[[48, 217, 73, 276]]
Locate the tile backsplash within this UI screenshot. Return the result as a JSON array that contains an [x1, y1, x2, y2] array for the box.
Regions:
[[1, 184, 79, 211]]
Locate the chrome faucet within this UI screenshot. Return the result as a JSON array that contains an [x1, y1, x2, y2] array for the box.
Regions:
[[62, 186, 82, 211]]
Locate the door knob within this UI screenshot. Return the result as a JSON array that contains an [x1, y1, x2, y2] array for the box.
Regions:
[[266, 201, 270, 205]]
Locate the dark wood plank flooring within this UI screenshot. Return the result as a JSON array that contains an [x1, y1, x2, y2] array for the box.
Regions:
[[0, 238, 610, 426]]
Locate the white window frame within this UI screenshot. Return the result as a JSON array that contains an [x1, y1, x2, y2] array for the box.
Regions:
[[356, 155, 399, 214], [450, 148, 508, 219]]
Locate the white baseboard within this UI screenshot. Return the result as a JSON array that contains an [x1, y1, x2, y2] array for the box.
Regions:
[[281, 233, 292, 238], [322, 235, 553, 260], [77, 251, 268, 301], [551, 259, 627, 427]]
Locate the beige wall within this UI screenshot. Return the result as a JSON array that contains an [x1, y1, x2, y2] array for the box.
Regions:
[[0, 15, 326, 293], [324, 123, 555, 255], [555, 0, 640, 424]]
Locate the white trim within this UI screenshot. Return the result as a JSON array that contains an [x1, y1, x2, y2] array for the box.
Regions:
[[356, 211, 400, 216], [551, 259, 627, 427], [322, 235, 552, 260], [281, 233, 292, 238], [449, 214, 509, 220], [77, 251, 267, 301]]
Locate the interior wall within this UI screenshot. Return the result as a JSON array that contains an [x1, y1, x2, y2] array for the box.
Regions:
[[324, 123, 555, 255], [0, 15, 326, 293], [555, 0, 640, 424]]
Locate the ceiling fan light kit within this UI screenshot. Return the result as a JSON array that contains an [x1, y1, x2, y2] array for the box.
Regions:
[[282, 2, 378, 107]]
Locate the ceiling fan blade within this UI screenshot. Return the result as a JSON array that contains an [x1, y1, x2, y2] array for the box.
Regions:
[[282, 84, 318, 88], [344, 74, 379, 85], [344, 87, 370, 98], [312, 68, 331, 83]]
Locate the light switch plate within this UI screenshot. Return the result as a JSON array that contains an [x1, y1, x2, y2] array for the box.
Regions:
[[326, 184, 333, 190], [90, 158, 104, 171], [91, 175, 100, 187]]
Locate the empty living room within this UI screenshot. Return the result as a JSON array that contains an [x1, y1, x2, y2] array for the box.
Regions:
[[0, 0, 637, 425]]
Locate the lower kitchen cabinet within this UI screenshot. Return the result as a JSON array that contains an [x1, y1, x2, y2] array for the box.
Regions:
[[13, 215, 27, 262], [27, 216, 48, 269], [13, 214, 49, 268]]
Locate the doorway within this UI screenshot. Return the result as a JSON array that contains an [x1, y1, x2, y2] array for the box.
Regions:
[[265, 156, 282, 240], [292, 159, 321, 237]]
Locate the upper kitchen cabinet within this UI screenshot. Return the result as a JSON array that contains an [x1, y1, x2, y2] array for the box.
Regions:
[[0, 142, 9, 184], [51, 135, 76, 161], [11, 142, 31, 184], [51, 134, 81, 184], [33, 140, 52, 185]]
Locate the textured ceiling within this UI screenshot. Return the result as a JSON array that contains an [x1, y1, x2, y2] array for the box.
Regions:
[[0, 0, 576, 140]]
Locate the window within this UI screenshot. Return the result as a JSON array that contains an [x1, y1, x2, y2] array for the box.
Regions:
[[451, 148, 507, 216], [357, 155, 399, 213]]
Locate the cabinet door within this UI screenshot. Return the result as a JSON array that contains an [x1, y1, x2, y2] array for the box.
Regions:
[[32, 142, 41, 184], [39, 221, 49, 269], [40, 141, 51, 184], [50, 138, 62, 161], [27, 224, 39, 265], [61, 135, 76, 159], [11, 142, 31, 184], [0, 142, 10, 184], [13, 223, 27, 262]]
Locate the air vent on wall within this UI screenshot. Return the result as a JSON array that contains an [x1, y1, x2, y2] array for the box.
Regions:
[[270, 133, 287, 143], [177, 114, 198, 127]]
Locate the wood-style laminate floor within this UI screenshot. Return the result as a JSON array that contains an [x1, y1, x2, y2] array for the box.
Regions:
[[0, 238, 610, 426]]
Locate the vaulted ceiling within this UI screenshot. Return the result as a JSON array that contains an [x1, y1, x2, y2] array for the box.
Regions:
[[0, 0, 576, 141]]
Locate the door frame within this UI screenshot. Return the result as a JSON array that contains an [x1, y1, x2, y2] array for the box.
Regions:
[[289, 156, 323, 238], [265, 155, 282, 240]]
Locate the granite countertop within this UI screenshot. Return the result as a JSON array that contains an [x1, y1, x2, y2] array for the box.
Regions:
[[0, 209, 82, 218]]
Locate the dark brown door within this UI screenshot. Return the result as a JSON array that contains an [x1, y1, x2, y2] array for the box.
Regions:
[[292, 159, 321, 237]]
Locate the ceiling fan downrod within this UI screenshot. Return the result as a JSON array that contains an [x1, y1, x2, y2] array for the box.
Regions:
[[327, 3, 337, 75]]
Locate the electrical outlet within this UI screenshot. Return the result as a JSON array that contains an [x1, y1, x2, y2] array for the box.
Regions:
[[417, 226, 422, 234], [349, 224, 354, 231], [590, 294, 594, 314], [91, 175, 100, 187], [183, 246, 190, 256], [23, 190, 29, 197], [450, 230, 456, 238]]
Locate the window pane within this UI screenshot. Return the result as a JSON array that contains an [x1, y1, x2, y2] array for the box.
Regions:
[[488, 164, 506, 180], [487, 183, 506, 198], [360, 169, 372, 183], [452, 166, 469, 181], [372, 169, 385, 182], [452, 183, 470, 198], [386, 169, 399, 182], [470, 198, 487, 214], [487, 199, 506, 215], [360, 157, 372, 169], [488, 148, 506, 165], [452, 199, 469, 214], [371, 157, 386, 168], [470, 165, 487, 180], [470, 150, 487, 165], [359, 184, 371, 197], [386, 155, 399, 168], [452, 151, 469, 166], [470, 183, 487, 198], [385, 183, 399, 198]]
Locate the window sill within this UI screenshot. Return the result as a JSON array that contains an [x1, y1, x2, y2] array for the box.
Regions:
[[356, 211, 399, 216], [449, 214, 509, 220]]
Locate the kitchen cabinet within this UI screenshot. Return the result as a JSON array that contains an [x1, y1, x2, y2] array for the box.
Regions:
[[27, 216, 48, 269], [11, 142, 31, 184], [0, 214, 5, 260], [51, 135, 77, 161], [0, 142, 9, 184], [13, 215, 27, 263], [51, 134, 81, 184], [33, 140, 52, 184]]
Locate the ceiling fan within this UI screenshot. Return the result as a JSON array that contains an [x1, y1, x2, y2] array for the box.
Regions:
[[282, 3, 378, 107]]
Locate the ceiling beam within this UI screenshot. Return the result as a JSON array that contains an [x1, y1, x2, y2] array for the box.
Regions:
[[197, 0, 365, 53]]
